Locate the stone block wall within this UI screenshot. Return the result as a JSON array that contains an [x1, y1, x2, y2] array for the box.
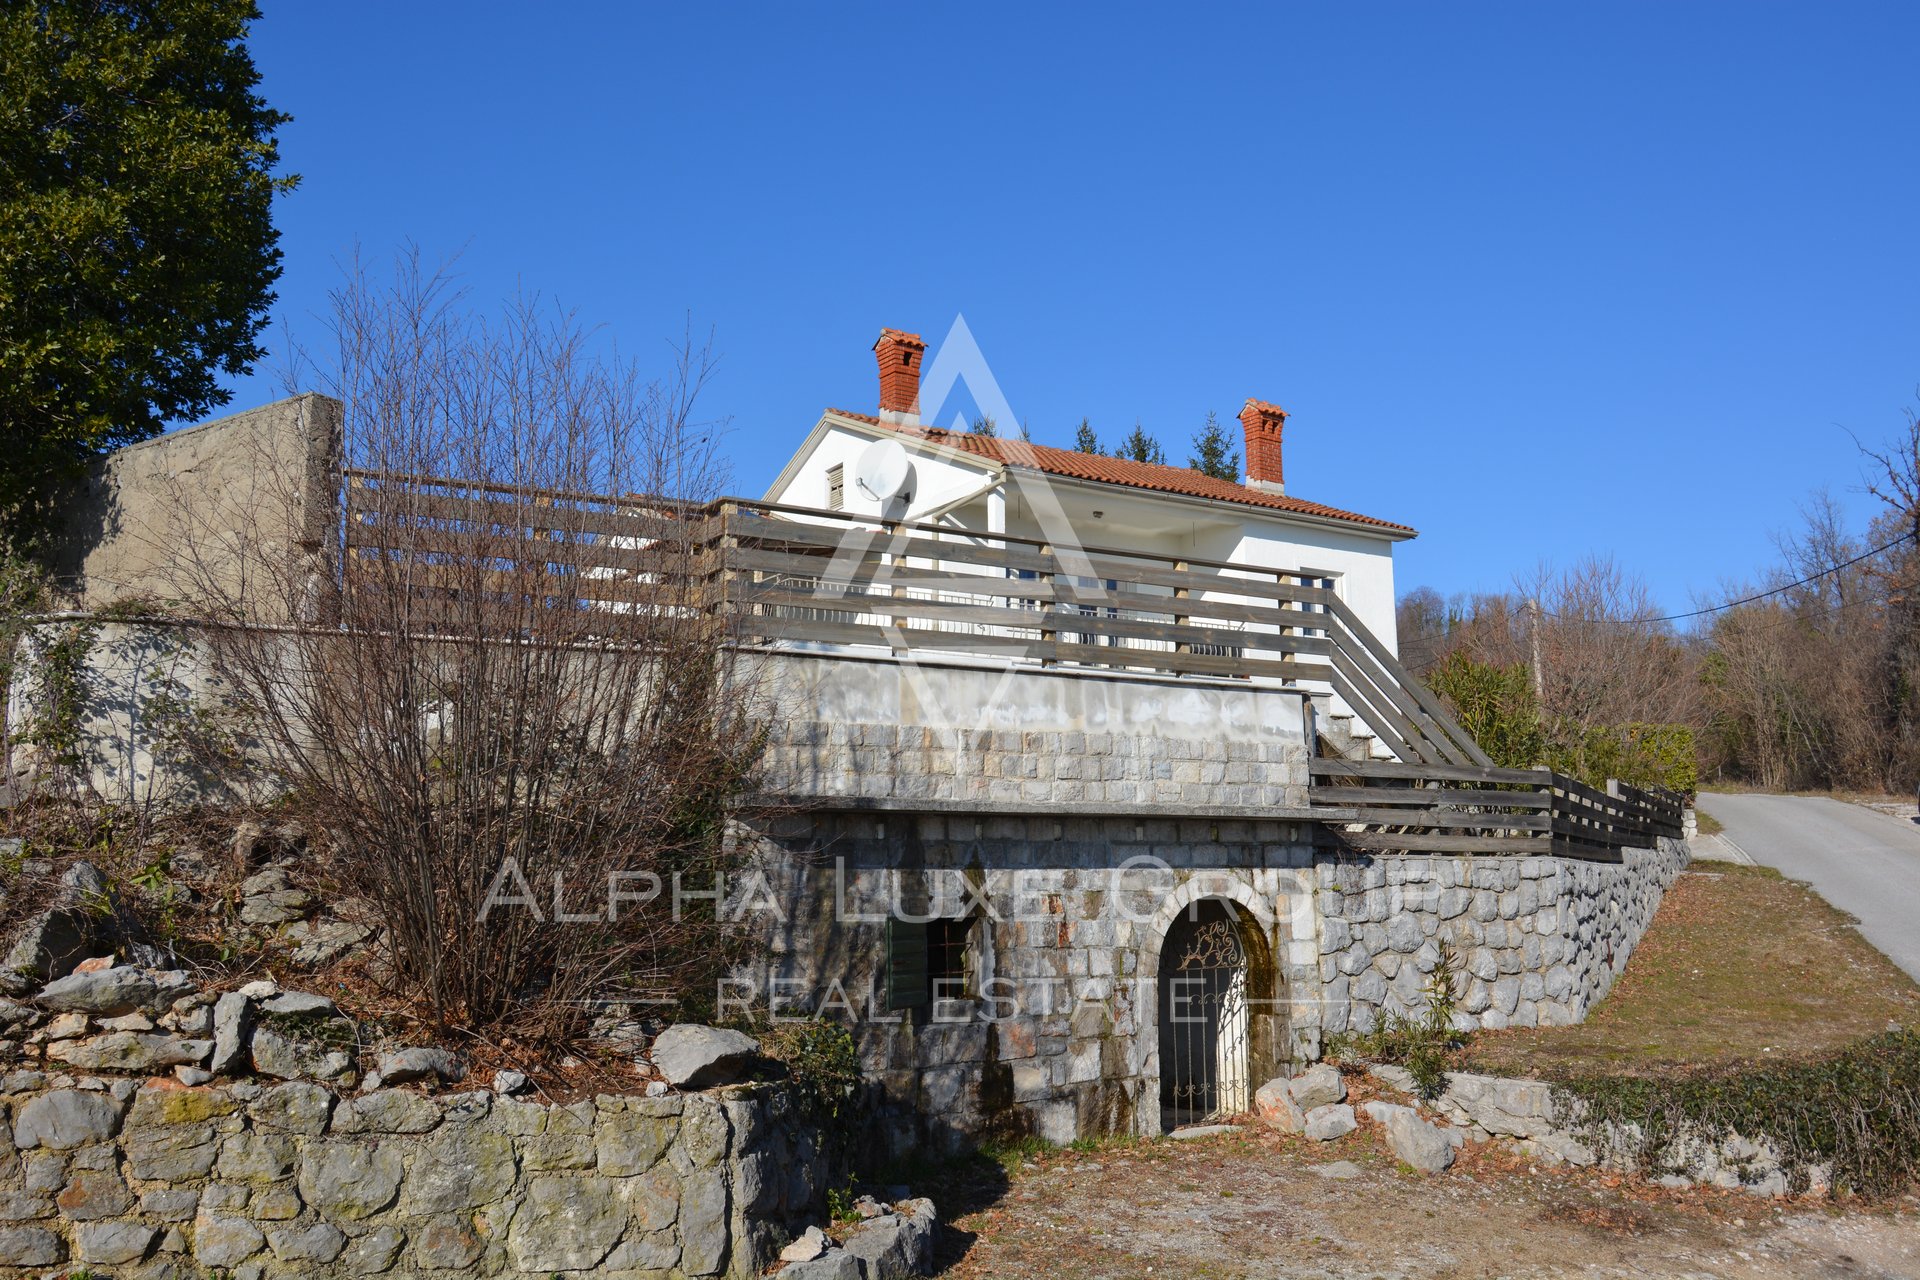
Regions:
[[737, 810, 1690, 1150], [0, 1074, 822, 1278], [1312, 838, 1691, 1035], [736, 812, 1327, 1155], [759, 720, 1308, 810], [753, 652, 1313, 812]]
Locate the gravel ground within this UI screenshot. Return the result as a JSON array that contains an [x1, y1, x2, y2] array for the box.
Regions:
[[930, 1126, 1920, 1279]]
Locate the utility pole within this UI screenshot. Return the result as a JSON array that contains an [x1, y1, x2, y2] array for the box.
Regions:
[[1527, 597, 1545, 704]]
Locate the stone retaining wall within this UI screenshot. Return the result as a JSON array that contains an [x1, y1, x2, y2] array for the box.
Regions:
[[0, 1073, 823, 1278], [1314, 838, 1690, 1034]]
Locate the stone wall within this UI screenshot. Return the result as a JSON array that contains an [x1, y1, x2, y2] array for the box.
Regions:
[[736, 811, 1690, 1151], [736, 811, 1325, 1156], [0, 1073, 821, 1278], [1313, 839, 1691, 1034], [755, 653, 1313, 812], [46, 393, 343, 617]]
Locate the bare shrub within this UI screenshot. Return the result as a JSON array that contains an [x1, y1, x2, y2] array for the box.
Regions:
[[167, 254, 765, 1040]]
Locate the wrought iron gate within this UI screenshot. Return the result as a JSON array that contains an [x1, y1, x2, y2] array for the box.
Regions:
[[1159, 906, 1251, 1125]]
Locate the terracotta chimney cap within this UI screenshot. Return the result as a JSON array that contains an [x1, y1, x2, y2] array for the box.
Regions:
[[1240, 399, 1290, 494], [873, 329, 927, 426]]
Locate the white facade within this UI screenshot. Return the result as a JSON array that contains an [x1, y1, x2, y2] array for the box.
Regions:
[[763, 411, 1411, 653]]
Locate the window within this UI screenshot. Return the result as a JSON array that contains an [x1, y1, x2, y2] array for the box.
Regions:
[[826, 463, 845, 511], [886, 916, 977, 1011], [1297, 573, 1336, 639]]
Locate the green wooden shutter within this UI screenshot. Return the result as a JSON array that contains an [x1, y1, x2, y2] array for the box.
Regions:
[[886, 918, 928, 1011]]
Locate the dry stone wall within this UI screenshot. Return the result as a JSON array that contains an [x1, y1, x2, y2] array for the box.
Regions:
[[1314, 838, 1690, 1034], [0, 1073, 822, 1278]]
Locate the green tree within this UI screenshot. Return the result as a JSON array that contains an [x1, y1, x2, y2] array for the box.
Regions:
[[1188, 409, 1239, 481], [1426, 652, 1547, 769], [1114, 420, 1165, 465], [0, 0, 296, 549], [1072, 418, 1100, 454], [968, 414, 998, 437]]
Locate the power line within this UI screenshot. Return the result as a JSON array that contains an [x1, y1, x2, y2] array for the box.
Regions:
[[1538, 528, 1918, 628]]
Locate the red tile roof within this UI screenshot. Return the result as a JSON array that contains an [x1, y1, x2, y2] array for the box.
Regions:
[[827, 409, 1415, 535]]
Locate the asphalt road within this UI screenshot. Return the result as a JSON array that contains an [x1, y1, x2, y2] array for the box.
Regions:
[[1694, 791, 1920, 983]]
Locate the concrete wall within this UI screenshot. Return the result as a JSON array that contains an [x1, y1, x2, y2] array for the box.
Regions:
[[0, 1075, 821, 1278], [48, 394, 342, 620]]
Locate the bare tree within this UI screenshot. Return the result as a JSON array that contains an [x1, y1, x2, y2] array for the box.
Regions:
[[167, 253, 763, 1040]]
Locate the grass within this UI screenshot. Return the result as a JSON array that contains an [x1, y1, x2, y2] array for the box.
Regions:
[[1692, 807, 1724, 836], [1458, 863, 1920, 1078]]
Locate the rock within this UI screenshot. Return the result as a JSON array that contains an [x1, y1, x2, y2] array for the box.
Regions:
[[1363, 1100, 1463, 1174], [1367, 1063, 1417, 1095], [98, 1011, 155, 1031], [414, 1215, 484, 1268], [39, 1011, 87, 1039], [783, 1249, 864, 1280], [782, 1225, 831, 1263], [0, 862, 116, 993], [340, 1223, 406, 1274], [251, 1026, 355, 1084], [376, 1045, 463, 1084], [55, 1168, 133, 1220], [282, 918, 372, 968], [260, 991, 339, 1018], [506, 1175, 629, 1271], [1303, 1103, 1358, 1141], [844, 1196, 937, 1279], [492, 1068, 528, 1096], [267, 1221, 347, 1263], [45, 1031, 210, 1072], [0, 1225, 63, 1267], [12, 1089, 124, 1149], [35, 966, 161, 1017], [297, 1143, 403, 1220], [402, 1129, 517, 1214], [209, 992, 251, 1074], [249, 1082, 335, 1134], [650, 1023, 759, 1089], [1253, 1077, 1305, 1133], [75, 1219, 159, 1265], [192, 1215, 265, 1268], [1288, 1063, 1347, 1110], [1432, 1071, 1559, 1139], [217, 1132, 299, 1182], [236, 980, 280, 1000], [333, 1089, 440, 1135], [1312, 1160, 1364, 1180], [174, 1065, 214, 1087]]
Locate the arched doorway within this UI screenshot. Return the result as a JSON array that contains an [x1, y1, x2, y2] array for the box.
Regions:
[[1157, 898, 1253, 1126]]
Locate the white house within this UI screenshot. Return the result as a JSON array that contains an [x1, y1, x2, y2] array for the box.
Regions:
[[762, 327, 1416, 656]]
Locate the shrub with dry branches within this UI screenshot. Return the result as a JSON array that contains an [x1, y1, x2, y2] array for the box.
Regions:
[[166, 255, 765, 1041]]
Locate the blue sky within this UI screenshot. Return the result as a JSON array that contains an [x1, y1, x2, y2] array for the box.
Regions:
[[228, 2, 1920, 619]]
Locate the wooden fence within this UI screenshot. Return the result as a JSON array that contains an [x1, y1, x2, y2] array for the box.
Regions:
[[341, 470, 1687, 857], [1307, 758, 1686, 861]]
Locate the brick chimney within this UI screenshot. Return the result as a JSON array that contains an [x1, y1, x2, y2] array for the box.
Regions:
[[1240, 398, 1289, 494], [874, 328, 927, 427]]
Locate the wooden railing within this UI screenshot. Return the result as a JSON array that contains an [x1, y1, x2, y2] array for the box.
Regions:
[[341, 471, 1688, 855], [342, 476, 1486, 764], [1307, 758, 1687, 861]]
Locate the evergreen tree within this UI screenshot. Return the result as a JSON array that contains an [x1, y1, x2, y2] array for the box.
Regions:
[[1072, 418, 1100, 454], [968, 414, 998, 437], [1114, 421, 1165, 466], [1188, 410, 1240, 481], [1, 0, 296, 548], [1016, 419, 1033, 443]]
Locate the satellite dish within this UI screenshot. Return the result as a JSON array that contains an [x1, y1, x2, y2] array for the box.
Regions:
[[854, 438, 913, 504]]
